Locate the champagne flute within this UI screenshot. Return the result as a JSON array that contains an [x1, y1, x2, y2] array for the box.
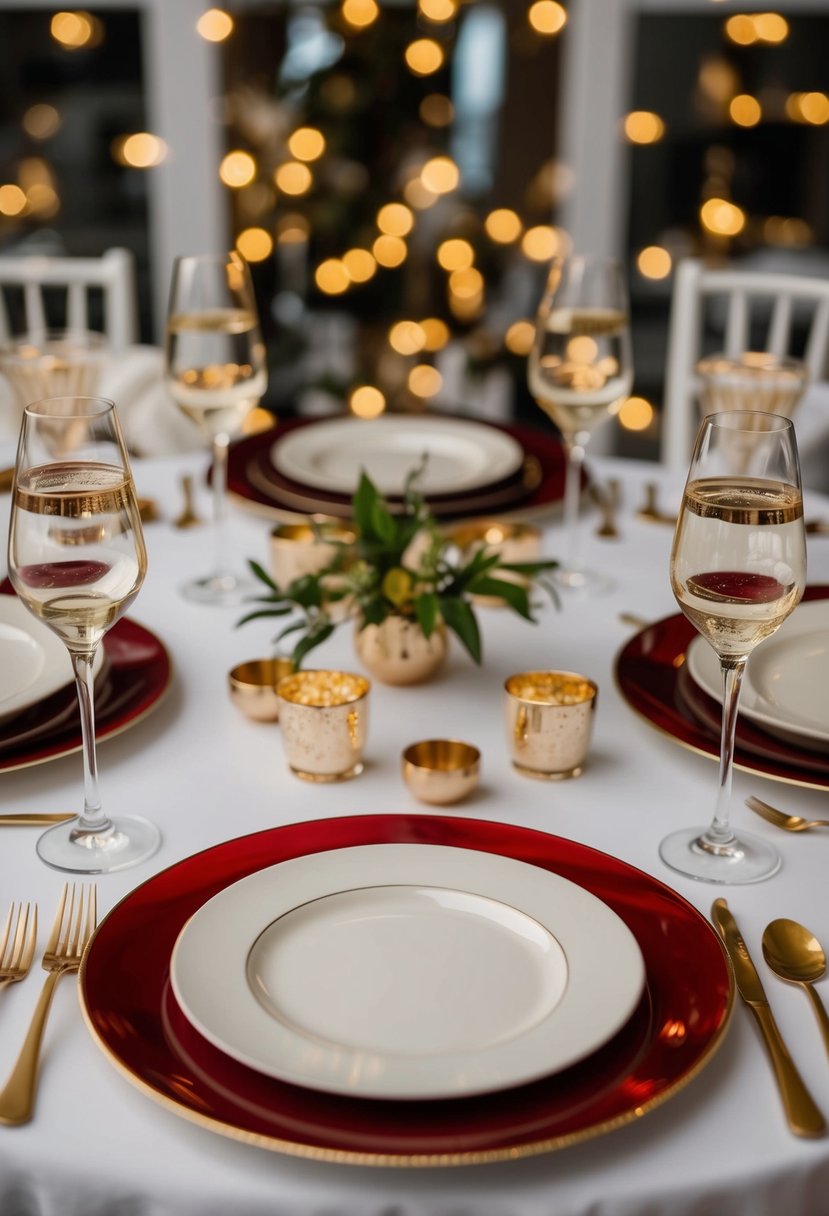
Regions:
[[528, 254, 633, 594], [7, 395, 160, 873], [164, 251, 267, 606], [659, 410, 807, 884]]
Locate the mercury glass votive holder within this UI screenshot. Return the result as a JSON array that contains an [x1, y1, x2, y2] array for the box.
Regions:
[[269, 520, 356, 589], [504, 670, 598, 780], [277, 669, 370, 782]]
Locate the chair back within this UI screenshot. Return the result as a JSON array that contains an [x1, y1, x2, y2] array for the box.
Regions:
[[0, 246, 138, 351], [661, 258, 829, 472]]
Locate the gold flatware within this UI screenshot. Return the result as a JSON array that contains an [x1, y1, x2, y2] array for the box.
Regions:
[[0, 883, 97, 1126], [0, 903, 37, 992], [618, 612, 650, 630], [590, 480, 621, 539], [762, 919, 829, 1061], [806, 519, 829, 537], [0, 466, 14, 494], [173, 474, 202, 529], [0, 814, 76, 827], [746, 795, 829, 833], [712, 898, 825, 1138], [636, 481, 676, 526]]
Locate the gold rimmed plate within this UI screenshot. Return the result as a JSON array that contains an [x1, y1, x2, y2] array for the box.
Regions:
[[79, 813, 732, 1165]]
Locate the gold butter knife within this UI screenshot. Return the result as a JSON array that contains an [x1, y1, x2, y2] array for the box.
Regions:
[[712, 898, 826, 1137], [0, 813, 75, 826]]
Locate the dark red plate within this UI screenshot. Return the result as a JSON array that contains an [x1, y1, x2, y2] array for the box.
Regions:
[[79, 814, 732, 1166], [615, 585, 829, 792], [0, 585, 172, 773], [226, 418, 572, 523]]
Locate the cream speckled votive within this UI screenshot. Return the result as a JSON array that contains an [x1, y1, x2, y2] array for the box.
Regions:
[[504, 671, 597, 780], [277, 669, 370, 782]]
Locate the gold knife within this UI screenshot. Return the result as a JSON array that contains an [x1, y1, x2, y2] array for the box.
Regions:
[[0, 813, 75, 826], [0, 466, 14, 494], [712, 898, 826, 1137]]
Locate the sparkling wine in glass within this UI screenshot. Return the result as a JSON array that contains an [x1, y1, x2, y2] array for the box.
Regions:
[[528, 255, 633, 594], [7, 395, 160, 873], [164, 251, 267, 606], [659, 410, 807, 884]]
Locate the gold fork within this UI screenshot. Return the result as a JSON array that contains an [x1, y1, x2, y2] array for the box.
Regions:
[[0, 883, 97, 1126], [0, 903, 37, 992]]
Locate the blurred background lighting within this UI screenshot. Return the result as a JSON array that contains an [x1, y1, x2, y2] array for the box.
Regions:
[[117, 132, 168, 168], [341, 0, 380, 28], [220, 150, 256, 187], [196, 9, 234, 42], [0, 184, 27, 216], [51, 10, 99, 50], [618, 396, 655, 432], [315, 258, 350, 294], [637, 245, 672, 279], [373, 235, 408, 267], [408, 364, 443, 397], [22, 104, 61, 140], [485, 208, 522, 243], [730, 94, 762, 126], [288, 127, 326, 161], [274, 161, 313, 195], [389, 320, 427, 354], [419, 94, 454, 127], [527, 1, 567, 35], [420, 156, 460, 194], [448, 267, 484, 298], [420, 317, 450, 350], [349, 385, 386, 418], [405, 39, 445, 75], [700, 197, 746, 236], [377, 202, 414, 236], [505, 319, 535, 355], [521, 225, 559, 261], [342, 248, 376, 281], [623, 111, 666, 144], [437, 238, 474, 270], [236, 227, 273, 262], [419, 0, 458, 22]]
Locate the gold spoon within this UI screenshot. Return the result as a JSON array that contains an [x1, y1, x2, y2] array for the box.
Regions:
[[763, 919, 829, 1060], [746, 795, 829, 833], [173, 474, 202, 529]]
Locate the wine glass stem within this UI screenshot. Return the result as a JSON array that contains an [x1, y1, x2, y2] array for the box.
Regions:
[[211, 432, 231, 582], [70, 649, 111, 834], [563, 437, 586, 573], [704, 657, 747, 849]]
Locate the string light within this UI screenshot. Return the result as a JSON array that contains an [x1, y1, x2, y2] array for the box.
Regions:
[[389, 321, 427, 355], [618, 396, 654, 432], [419, 0, 457, 22], [623, 111, 665, 144], [637, 246, 672, 279], [350, 386, 386, 418], [115, 133, 168, 168], [505, 320, 535, 356], [485, 209, 522, 243], [196, 9, 234, 41], [730, 94, 762, 126], [342, 248, 377, 282], [236, 228, 273, 262], [521, 225, 559, 261], [700, 197, 746, 237], [377, 203, 414, 236], [341, 0, 380, 28], [288, 128, 326, 162], [51, 11, 101, 49], [527, 1, 567, 35], [0, 185, 27, 216], [420, 157, 459, 194], [373, 235, 408, 267], [408, 365, 443, 398], [420, 318, 450, 351], [220, 151, 256, 187], [315, 259, 351, 294], [405, 39, 444, 75], [437, 238, 474, 271], [275, 162, 313, 195]]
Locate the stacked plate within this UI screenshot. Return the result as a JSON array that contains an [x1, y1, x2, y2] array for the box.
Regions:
[[615, 586, 829, 790], [79, 813, 733, 1165], [225, 414, 573, 523], [0, 588, 171, 773]]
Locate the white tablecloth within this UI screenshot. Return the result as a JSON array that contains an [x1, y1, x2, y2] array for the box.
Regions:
[[1, 445, 829, 1216]]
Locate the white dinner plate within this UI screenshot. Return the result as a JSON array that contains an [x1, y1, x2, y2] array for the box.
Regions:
[[170, 843, 646, 1100], [0, 597, 103, 726], [687, 600, 829, 749], [271, 416, 525, 497]]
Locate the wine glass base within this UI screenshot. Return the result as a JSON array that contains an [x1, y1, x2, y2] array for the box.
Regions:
[[180, 572, 257, 607], [550, 566, 615, 596], [36, 815, 161, 875], [658, 825, 781, 885]]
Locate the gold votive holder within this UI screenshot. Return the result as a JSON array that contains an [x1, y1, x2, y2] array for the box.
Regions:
[[228, 657, 295, 722], [447, 520, 542, 607], [269, 520, 355, 589], [277, 669, 370, 782], [504, 670, 598, 780], [402, 739, 481, 806]]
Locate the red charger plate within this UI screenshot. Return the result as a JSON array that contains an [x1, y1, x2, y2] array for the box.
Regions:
[[226, 418, 573, 523], [0, 584, 172, 773], [79, 814, 733, 1166], [615, 585, 829, 792]]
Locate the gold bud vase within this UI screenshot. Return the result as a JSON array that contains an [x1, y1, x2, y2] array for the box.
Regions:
[[354, 614, 447, 686]]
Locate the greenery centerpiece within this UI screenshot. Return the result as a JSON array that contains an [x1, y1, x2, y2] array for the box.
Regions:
[[238, 469, 558, 683]]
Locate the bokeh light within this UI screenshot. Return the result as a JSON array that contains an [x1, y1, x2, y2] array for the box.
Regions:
[[505, 320, 536, 356], [0, 185, 27, 217], [350, 386, 386, 418], [389, 320, 427, 355], [116, 133, 168, 168], [437, 238, 474, 271], [288, 128, 326, 162], [405, 39, 444, 76], [275, 162, 313, 195], [51, 11, 100, 50], [618, 396, 654, 432], [521, 225, 560, 261], [220, 150, 256, 187], [730, 94, 762, 127], [377, 203, 414, 236], [623, 111, 665, 144], [341, 0, 380, 28], [236, 228, 273, 262], [343, 248, 377, 282], [408, 365, 443, 398], [315, 259, 351, 294], [420, 317, 450, 351], [485, 208, 523, 243], [196, 9, 234, 41], [420, 156, 460, 194], [528, 1, 567, 35], [22, 104, 61, 140], [420, 94, 454, 127], [373, 235, 408, 267], [419, 0, 457, 21], [700, 197, 746, 236], [637, 245, 672, 279]]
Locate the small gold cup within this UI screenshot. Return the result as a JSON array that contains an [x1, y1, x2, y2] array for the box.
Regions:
[[277, 669, 370, 782], [401, 739, 481, 805], [269, 520, 355, 589], [504, 670, 597, 780], [228, 657, 295, 722]]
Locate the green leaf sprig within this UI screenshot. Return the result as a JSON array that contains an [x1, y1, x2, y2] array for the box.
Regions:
[[237, 467, 558, 668]]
